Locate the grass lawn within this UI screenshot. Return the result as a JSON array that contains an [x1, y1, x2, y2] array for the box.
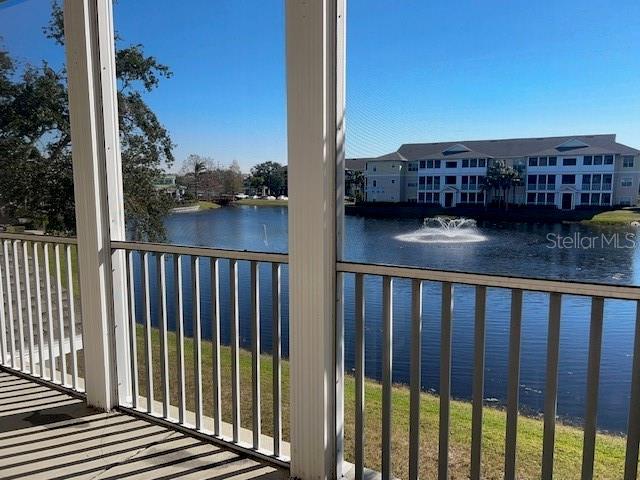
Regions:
[[130, 325, 633, 479], [196, 201, 221, 210], [45, 243, 80, 298], [235, 199, 288, 207], [582, 208, 640, 225]]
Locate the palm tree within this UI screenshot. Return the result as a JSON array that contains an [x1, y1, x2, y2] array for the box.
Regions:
[[482, 160, 522, 211]]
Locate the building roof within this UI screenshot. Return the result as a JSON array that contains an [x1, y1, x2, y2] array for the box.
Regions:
[[344, 158, 368, 171], [396, 134, 640, 160]]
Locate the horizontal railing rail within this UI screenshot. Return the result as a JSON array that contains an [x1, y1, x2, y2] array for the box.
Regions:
[[339, 259, 640, 480], [0, 232, 83, 394], [338, 260, 640, 300], [111, 240, 288, 263]]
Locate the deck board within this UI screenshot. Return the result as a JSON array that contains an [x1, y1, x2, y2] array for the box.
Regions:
[[0, 370, 288, 480]]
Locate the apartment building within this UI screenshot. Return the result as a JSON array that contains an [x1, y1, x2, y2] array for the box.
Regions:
[[363, 152, 418, 202], [359, 134, 640, 209]]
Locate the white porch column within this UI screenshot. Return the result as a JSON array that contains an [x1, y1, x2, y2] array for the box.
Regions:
[[286, 0, 346, 478], [64, 0, 128, 410]]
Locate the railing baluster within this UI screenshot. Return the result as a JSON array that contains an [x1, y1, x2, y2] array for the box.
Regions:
[[439, 282, 453, 480], [142, 251, 153, 413], [581, 296, 604, 480], [230, 258, 241, 442], [0, 242, 7, 366], [23, 241, 35, 374], [126, 250, 139, 409], [3, 240, 15, 369], [65, 245, 78, 389], [54, 244, 65, 383], [13, 241, 25, 371], [174, 254, 186, 423], [505, 288, 523, 479], [272, 263, 282, 456], [470, 285, 487, 480], [43, 244, 55, 382], [33, 243, 45, 377], [355, 273, 365, 480], [251, 261, 261, 449], [211, 257, 221, 436], [158, 253, 170, 418], [192, 256, 203, 430], [382, 275, 393, 480], [542, 292, 562, 480], [624, 300, 640, 480], [409, 278, 423, 480]]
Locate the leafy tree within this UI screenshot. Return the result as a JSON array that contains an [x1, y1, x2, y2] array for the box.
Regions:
[[345, 169, 365, 203], [482, 159, 522, 210], [248, 161, 286, 196], [0, 2, 175, 240], [222, 160, 245, 195], [181, 154, 211, 199]]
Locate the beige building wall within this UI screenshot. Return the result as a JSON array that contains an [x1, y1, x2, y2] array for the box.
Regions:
[[613, 154, 640, 206], [365, 159, 405, 202]]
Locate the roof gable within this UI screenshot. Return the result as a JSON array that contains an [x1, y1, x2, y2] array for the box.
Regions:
[[555, 138, 590, 151], [442, 143, 471, 155]]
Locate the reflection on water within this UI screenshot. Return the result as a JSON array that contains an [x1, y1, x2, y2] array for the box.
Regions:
[[131, 206, 640, 432]]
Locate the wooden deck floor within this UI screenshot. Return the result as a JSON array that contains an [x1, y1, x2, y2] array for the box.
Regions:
[[0, 370, 289, 480]]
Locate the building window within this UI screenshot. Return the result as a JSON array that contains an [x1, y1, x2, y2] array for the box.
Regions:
[[546, 193, 555, 204], [622, 178, 633, 187], [528, 157, 538, 167], [373, 180, 377, 187], [590, 194, 601, 205], [583, 156, 592, 166], [373, 166, 377, 172], [593, 155, 603, 166], [563, 158, 577, 166], [561, 174, 575, 185], [623, 156, 635, 168], [391, 179, 395, 184], [478, 158, 487, 167], [548, 157, 557, 166], [419, 176, 425, 185], [603, 174, 612, 189], [548, 174, 556, 186], [408, 163, 418, 171], [581, 193, 589, 204], [462, 159, 469, 168], [602, 193, 611, 204], [418, 192, 425, 202], [604, 155, 614, 165], [527, 175, 536, 188], [470, 158, 478, 168], [419, 160, 426, 169], [445, 176, 456, 185], [446, 161, 457, 168], [620, 197, 632, 206], [539, 156, 548, 166]]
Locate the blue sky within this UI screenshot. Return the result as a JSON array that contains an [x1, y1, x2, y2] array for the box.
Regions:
[[2, 0, 640, 172]]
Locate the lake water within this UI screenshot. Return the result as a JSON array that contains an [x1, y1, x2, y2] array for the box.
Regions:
[[131, 205, 640, 433]]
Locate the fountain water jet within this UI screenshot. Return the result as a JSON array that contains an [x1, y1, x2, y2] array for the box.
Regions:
[[395, 216, 487, 244]]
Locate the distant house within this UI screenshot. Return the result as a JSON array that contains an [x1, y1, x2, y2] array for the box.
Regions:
[[154, 174, 186, 201], [361, 134, 640, 209]]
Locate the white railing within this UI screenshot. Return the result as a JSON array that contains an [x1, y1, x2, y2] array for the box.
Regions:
[[0, 233, 83, 393], [111, 240, 289, 465], [4, 231, 640, 478], [337, 260, 640, 480]]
